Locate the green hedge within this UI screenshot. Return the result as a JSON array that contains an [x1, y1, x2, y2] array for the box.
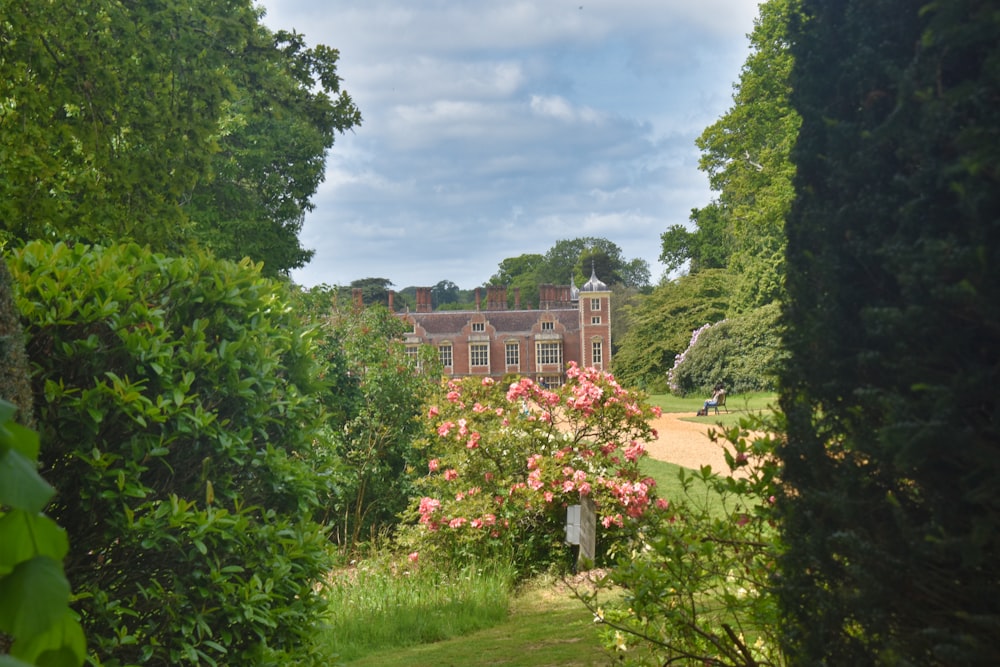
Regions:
[[9, 241, 336, 666]]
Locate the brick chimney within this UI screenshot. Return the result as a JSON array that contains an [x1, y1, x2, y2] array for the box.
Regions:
[[475, 287, 481, 311], [486, 286, 507, 311], [514, 287, 521, 310], [416, 287, 432, 313]]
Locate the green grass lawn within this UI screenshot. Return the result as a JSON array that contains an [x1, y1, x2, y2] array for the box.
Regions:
[[342, 578, 612, 667], [648, 391, 778, 429]]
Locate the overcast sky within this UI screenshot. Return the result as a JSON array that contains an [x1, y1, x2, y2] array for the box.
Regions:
[[256, 0, 760, 290]]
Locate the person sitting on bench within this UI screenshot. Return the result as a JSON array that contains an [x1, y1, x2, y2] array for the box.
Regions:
[[698, 383, 725, 416]]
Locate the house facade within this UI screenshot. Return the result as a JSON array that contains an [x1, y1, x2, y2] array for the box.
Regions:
[[397, 270, 611, 387]]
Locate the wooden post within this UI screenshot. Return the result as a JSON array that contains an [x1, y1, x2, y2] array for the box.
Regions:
[[578, 495, 596, 569]]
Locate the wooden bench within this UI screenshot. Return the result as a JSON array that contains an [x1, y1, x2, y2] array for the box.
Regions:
[[711, 391, 728, 414]]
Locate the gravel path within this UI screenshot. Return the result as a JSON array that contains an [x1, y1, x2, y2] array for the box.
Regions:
[[642, 412, 735, 474]]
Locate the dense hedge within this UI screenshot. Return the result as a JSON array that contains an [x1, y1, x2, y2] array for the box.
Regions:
[[9, 242, 337, 666], [779, 0, 1000, 663]]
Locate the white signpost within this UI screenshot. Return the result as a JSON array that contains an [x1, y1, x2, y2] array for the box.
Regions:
[[565, 494, 597, 569]]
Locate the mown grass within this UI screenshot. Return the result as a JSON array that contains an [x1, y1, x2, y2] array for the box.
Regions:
[[648, 391, 778, 429], [341, 576, 612, 667], [315, 561, 517, 664]]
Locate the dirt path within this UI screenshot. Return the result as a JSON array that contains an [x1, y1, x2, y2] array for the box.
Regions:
[[642, 412, 735, 474]]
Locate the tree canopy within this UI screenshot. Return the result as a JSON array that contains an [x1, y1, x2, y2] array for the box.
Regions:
[[0, 0, 360, 275], [663, 0, 799, 313]]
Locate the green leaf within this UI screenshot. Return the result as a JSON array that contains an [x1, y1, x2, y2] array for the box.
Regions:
[[0, 655, 36, 667], [10, 608, 87, 666], [0, 449, 55, 512], [0, 420, 41, 461], [0, 510, 70, 572], [0, 557, 71, 638]]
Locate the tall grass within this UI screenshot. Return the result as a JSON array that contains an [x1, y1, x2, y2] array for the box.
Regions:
[[315, 558, 516, 663]]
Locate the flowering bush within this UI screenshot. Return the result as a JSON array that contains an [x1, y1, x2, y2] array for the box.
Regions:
[[398, 364, 664, 575], [580, 413, 785, 666]]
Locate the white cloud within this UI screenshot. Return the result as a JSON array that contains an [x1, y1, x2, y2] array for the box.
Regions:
[[255, 0, 759, 289]]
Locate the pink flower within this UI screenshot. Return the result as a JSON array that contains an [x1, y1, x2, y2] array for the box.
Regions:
[[578, 482, 592, 496], [449, 517, 467, 528], [408, 551, 419, 563], [428, 458, 440, 472], [562, 480, 576, 493], [544, 491, 555, 503], [466, 432, 481, 449], [418, 497, 441, 514], [446, 390, 461, 403], [484, 472, 494, 482], [656, 498, 670, 510], [437, 421, 455, 437], [601, 514, 624, 528], [473, 402, 487, 413], [624, 441, 645, 462], [527, 454, 542, 470], [457, 418, 469, 436], [481, 377, 495, 386], [428, 405, 440, 417], [455, 491, 466, 501], [483, 514, 497, 526], [527, 469, 544, 491], [651, 406, 663, 417], [471, 518, 483, 529], [444, 469, 458, 481]]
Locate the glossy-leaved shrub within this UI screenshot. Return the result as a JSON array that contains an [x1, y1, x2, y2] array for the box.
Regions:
[[0, 399, 86, 667], [9, 241, 336, 666]]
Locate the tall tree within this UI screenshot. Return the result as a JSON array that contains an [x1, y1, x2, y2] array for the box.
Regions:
[[187, 29, 361, 275], [779, 0, 1000, 663], [0, 0, 359, 274], [674, 0, 800, 311], [489, 253, 544, 308], [612, 269, 730, 392]]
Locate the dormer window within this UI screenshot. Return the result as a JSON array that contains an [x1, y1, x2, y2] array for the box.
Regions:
[[541, 321, 554, 331], [472, 322, 485, 332]]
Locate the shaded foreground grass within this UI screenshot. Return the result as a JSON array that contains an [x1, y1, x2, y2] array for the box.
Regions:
[[342, 577, 612, 667]]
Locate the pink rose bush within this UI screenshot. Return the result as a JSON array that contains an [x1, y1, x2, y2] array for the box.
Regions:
[[399, 363, 663, 572]]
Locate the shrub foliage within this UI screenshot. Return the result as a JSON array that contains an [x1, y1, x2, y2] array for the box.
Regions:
[[9, 241, 336, 666]]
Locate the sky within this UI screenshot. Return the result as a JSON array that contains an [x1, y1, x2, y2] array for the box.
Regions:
[[256, 0, 761, 290]]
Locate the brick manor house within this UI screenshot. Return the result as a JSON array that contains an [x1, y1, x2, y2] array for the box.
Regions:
[[395, 269, 611, 387]]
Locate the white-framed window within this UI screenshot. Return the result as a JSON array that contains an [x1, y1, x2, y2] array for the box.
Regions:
[[541, 321, 554, 331], [592, 341, 603, 365], [439, 343, 453, 367], [591, 316, 601, 325], [472, 322, 485, 332], [590, 298, 601, 311], [405, 345, 421, 371], [470, 343, 489, 367], [536, 341, 563, 366], [505, 341, 520, 367], [540, 375, 562, 389]]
